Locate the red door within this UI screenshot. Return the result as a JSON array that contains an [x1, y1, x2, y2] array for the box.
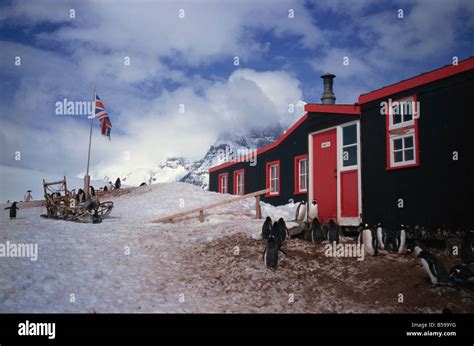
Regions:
[[312, 129, 337, 222]]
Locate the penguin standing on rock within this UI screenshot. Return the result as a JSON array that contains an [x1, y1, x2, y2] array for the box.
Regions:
[[307, 200, 318, 222], [262, 216, 272, 240], [327, 219, 339, 245], [4, 202, 19, 219], [295, 201, 306, 221]]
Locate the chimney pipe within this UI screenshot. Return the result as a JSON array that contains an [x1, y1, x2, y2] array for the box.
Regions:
[[321, 73, 336, 105]]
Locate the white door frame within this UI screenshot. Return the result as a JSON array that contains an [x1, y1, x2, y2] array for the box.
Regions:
[[308, 120, 362, 226]]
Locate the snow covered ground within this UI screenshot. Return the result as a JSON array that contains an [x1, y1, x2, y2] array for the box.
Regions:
[[0, 182, 473, 313]]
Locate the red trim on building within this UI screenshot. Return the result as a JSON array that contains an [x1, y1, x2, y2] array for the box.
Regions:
[[233, 169, 245, 195], [293, 154, 308, 195], [304, 104, 360, 114], [266, 160, 281, 197], [359, 57, 474, 104], [385, 95, 420, 170], [217, 173, 228, 193], [209, 113, 308, 173]]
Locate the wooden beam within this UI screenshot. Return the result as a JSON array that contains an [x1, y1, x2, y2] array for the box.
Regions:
[[43, 179, 67, 186], [255, 195, 261, 219], [151, 188, 271, 223]]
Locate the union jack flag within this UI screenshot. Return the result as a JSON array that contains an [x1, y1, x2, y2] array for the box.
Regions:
[[94, 93, 112, 139]]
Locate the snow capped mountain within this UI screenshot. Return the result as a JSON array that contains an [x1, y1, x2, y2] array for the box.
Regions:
[[114, 126, 284, 190]]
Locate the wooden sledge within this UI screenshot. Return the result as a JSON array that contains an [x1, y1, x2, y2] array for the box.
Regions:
[[151, 188, 271, 224]]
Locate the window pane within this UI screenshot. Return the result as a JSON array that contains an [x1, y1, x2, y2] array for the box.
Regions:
[[403, 112, 413, 122], [342, 145, 357, 166], [404, 136, 414, 148], [300, 159, 307, 175], [393, 113, 402, 125], [402, 101, 414, 122], [343, 125, 357, 146], [404, 149, 414, 161], [394, 138, 403, 150], [394, 151, 403, 162]]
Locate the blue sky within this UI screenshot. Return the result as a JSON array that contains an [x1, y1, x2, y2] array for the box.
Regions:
[[0, 0, 473, 179]]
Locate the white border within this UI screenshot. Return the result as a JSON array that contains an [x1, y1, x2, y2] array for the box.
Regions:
[[308, 120, 362, 227]]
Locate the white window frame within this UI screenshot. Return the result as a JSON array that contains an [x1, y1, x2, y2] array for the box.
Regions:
[[298, 158, 308, 192], [341, 123, 358, 171], [269, 164, 279, 194], [236, 171, 244, 195], [220, 174, 228, 194], [388, 95, 417, 131], [389, 131, 417, 168]]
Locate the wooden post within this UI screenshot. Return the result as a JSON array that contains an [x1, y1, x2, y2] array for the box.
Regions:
[[199, 210, 204, 222], [255, 195, 262, 219]]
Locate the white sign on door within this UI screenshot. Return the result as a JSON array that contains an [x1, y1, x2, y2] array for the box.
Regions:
[[321, 141, 331, 148]]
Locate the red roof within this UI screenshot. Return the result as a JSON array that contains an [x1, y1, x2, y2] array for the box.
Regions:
[[359, 57, 474, 104], [304, 104, 360, 114]]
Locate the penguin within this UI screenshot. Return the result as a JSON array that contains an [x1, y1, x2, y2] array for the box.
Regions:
[[310, 217, 325, 244], [307, 199, 318, 222], [263, 235, 278, 269], [356, 223, 368, 244], [108, 181, 114, 190], [4, 202, 19, 219], [295, 201, 306, 221], [358, 224, 378, 256], [417, 250, 453, 286], [23, 190, 33, 202], [327, 219, 339, 245], [376, 223, 387, 250], [271, 221, 282, 250], [262, 216, 272, 240], [449, 265, 474, 284], [103, 185, 108, 192], [396, 225, 407, 254], [115, 177, 121, 189], [76, 188, 85, 203], [90, 186, 96, 197], [277, 218, 288, 243]]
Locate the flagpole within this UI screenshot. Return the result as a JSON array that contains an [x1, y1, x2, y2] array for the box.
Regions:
[[84, 83, 96, 199]]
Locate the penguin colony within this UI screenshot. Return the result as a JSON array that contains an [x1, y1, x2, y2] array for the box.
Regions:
[[261, 200, 474, 288]]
